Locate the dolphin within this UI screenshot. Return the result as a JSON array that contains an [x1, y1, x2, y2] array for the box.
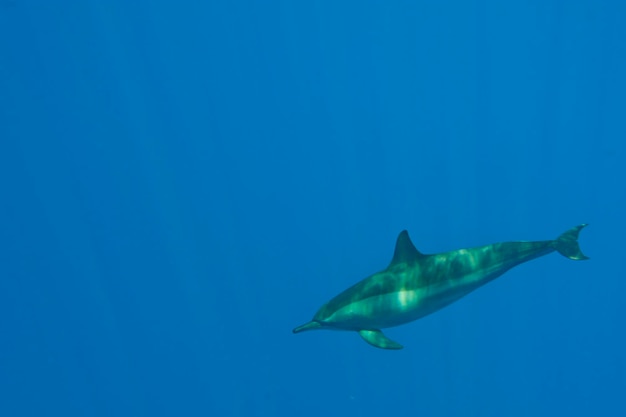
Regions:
[[293, 224, 589, 349]]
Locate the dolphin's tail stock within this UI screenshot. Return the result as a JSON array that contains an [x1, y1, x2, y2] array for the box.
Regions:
[[552, 224, 589, 260]]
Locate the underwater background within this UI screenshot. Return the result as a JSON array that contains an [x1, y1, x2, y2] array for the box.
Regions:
[[1, 1, 625, 416]]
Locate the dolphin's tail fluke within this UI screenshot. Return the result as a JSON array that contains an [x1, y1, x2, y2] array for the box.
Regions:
[[552, 224, 589, 260]]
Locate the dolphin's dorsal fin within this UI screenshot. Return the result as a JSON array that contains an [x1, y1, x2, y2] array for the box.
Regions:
[[390, 230, 423, 266]]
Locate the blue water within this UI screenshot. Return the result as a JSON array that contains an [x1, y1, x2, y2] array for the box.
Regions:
[[1, 1, 624, 416]]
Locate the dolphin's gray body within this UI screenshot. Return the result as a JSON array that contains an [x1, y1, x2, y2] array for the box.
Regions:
[[293, 224, 588, 349]]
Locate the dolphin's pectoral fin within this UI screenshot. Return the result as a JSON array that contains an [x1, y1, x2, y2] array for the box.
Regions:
[[358, 330, 403, 350]]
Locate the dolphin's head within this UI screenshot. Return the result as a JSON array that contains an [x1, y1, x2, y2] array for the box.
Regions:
[[293, 301, 340, 333], [292, 320, 322, 333]]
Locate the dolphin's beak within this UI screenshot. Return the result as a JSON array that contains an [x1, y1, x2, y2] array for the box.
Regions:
[[292, 321, 322, 333]]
